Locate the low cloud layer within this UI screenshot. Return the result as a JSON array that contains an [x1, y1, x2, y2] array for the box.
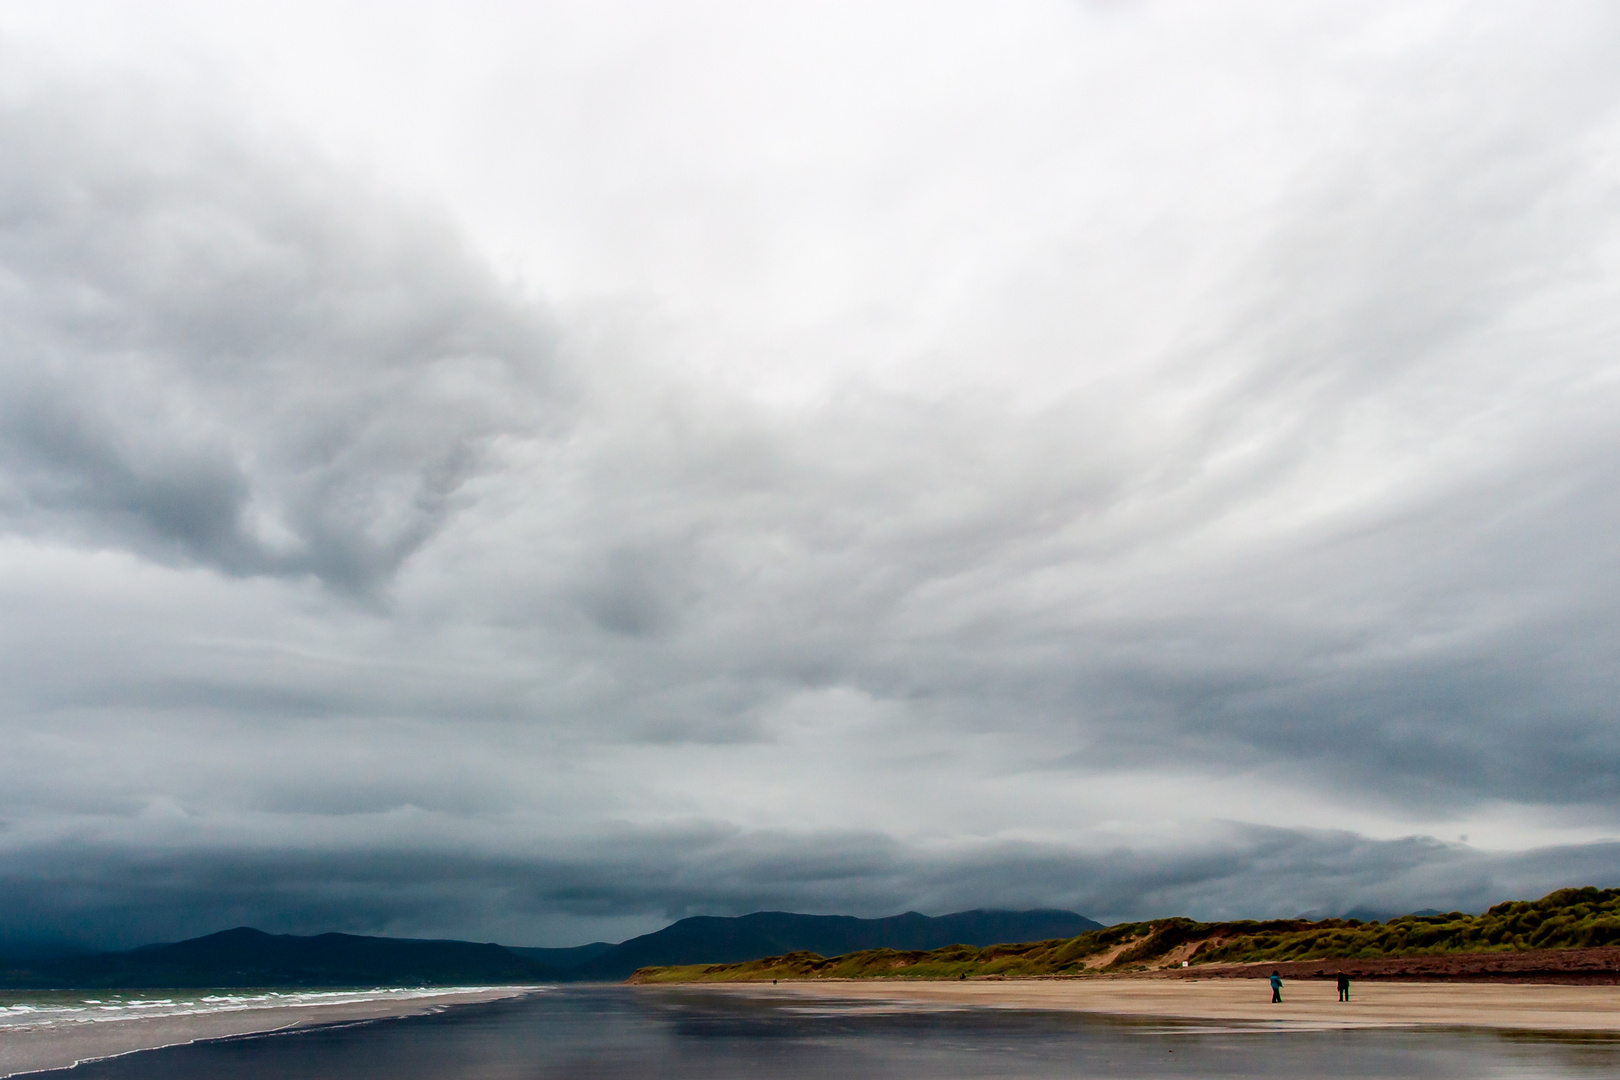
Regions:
[[4, 827, 1618, 952], [1, 1, 1619, 948]]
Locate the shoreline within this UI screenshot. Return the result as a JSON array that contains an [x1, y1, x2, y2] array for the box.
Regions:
[[0, 986, 541, 1078], [673, 977, 1620, 1033]]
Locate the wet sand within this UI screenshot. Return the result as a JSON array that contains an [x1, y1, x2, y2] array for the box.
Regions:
[[706, 978, 1620, 1032], [0, 986, 538, 1078]]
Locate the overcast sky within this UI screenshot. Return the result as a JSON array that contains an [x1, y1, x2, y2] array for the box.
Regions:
[[2, 0, 1619, 950]]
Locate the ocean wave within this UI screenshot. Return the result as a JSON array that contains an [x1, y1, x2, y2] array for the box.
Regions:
[[0, 986, 516, 1031]]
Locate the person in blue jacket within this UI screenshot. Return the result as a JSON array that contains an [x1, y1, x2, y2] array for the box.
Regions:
[[1269, 971, 1282, 1002]]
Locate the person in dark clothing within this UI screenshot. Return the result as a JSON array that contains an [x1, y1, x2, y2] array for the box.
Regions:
[[1337, 972, 1350, 1001], [1269, 971, 1282, 1003]]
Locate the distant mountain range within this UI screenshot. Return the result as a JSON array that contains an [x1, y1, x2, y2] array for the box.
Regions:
[[547, 909, 1103, 981], [0, 927, 559, 988], [0, 908, 1101, 988], [506, 940, 616, 969]]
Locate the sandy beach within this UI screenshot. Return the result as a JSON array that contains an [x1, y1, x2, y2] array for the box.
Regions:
[[702, 978, 1620, 1033], [0, 986, 538, 1078]]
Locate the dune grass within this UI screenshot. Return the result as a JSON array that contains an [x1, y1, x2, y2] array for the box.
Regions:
[[630, 887, 1620, 983]]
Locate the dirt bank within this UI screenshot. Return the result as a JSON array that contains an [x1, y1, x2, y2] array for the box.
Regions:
[[1160, 946, 1620, 984]]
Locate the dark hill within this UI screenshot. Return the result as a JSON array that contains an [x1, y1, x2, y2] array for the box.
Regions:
[[631, 886, 1620, 984], [570, 909, 1102, 981], [508, 941, 615, 967], [0, 927, 557, 989]]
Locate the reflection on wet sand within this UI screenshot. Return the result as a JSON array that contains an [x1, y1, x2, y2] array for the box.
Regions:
[[712, 976, 1620, 1032]]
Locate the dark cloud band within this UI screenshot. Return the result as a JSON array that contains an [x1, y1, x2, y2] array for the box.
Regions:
[[2, 827, 1617, 951]]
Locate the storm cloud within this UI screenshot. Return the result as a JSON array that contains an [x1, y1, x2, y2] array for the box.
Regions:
[[0, 82, 561, 591], [1, 0, 1619, 949]]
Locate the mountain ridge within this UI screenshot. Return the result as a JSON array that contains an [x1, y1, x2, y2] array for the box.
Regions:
[[0, 927, 558, 988], [0, 908, 1102, 987], [568, 908, 1102, 981]]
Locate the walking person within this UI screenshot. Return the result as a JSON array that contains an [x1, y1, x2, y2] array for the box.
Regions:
[[1269, 970, 1282, 1003], [1337, 972, 1350, 1002]]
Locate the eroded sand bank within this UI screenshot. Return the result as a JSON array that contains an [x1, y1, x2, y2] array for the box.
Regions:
[[0, 986, 538, 1078], [693, 978, 1620, 1032]]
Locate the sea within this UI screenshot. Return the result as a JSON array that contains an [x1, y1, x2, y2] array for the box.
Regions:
[[13, 984, 1620, 1079], [0, 987, 484, 1034]]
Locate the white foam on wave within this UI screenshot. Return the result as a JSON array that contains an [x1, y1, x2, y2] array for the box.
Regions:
[[0, 986, 522, 1032]]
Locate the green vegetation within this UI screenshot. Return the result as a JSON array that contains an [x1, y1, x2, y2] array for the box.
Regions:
[[630, 887, 1620, 983]]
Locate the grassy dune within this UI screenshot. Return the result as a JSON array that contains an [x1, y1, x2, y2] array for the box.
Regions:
[[629, 887, 1620, 983]]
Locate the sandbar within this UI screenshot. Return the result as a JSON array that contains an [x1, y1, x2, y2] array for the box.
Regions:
[[0, 986, 539, 1078], [691, 978, 1620, 1032]]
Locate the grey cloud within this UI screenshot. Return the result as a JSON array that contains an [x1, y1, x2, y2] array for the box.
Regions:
[[574, 542, 698, 638], [2, 4, 1620, 950], [9, 38, 1619, 814], [580, 10, 1620, 803], [1045, 436, 1620, 808], [501, 359, 1620, 809], [0, 82, 562, 591]]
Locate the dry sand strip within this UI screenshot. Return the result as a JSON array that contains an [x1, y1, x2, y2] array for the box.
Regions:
[[696, 978, 1620, 1033], [0, 987, 540, 1078]]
